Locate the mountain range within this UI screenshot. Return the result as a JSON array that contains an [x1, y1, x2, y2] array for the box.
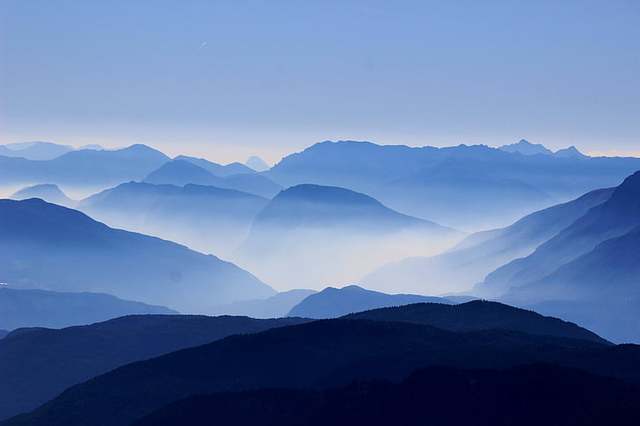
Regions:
[[287, 285, 453, 318], [235, 184, 461, 289], [79, 182, 269, 255], [266, 140, 640, 229], [144, 159, 281, 198], [499, 139, 588, 159], [0, 144, 168, 188], [363, 186, 614, 294], [0, 142, 101, 161], [480, 170, 640, 296], [0, 198, 274, 312], [5, 301, 630, 426], [133, 364, 640, 426], [0, 287, 175, 330], [0, 315, 308, 421]]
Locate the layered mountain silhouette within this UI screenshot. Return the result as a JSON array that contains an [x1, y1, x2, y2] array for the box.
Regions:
[[144, 159, 281, 198], [0, 142, 75, 161], [11, 184, 75, 207], [364, 187, 614, 294], [0, 198, 274, 312], [0, 331, 6, 340], [133, 364, 640, 426], [0, 315, 308, 421], [176, 155, 256, 177], [6, 307, 634, 426], [499, 139, 589, 159], [79, 182, 269, 255], [288, 285, 452, 319], [0, 287, 175, 330], [499, 139, 554, 156], [245, 155, 270, 172], [346, 300, 606, 344], [210, 289, 316, 318], [479, 171, 640, 297], [0, 144, 168, 187], [267, 140, 639, 229], [235, 184, 461, 289]]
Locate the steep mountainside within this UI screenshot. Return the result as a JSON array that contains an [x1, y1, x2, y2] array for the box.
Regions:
[[0, 199, 274, 312], [363, 187, 614, 294], [479, 171, 640, 297]]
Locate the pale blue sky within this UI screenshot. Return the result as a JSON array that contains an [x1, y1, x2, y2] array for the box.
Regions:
[[1, 0, 639, 162]]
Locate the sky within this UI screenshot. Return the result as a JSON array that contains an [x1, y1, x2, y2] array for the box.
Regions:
[[1, 0, 639, 163]]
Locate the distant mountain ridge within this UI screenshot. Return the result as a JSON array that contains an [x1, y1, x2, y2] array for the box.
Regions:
[[0, 142, 74, 161], [0, 287, 175, 330], [144, 159, 281, 198], [0, 144, 169, 186], [266, 140, 637, 229], [11, 184, 75, 207], [498, 139, 589, 159], [79, 181, 269, 255], [236, 184, 461, 289], [288, 285, 453, 319], [0, 198, 274, 312], [363, 186, 615, 294]]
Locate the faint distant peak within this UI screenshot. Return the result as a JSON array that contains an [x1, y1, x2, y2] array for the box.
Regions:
[[499, 139, 553, 156], [554, 145, 588, 159], [245, 155, 270, 172], [78, 144, 103, 151]]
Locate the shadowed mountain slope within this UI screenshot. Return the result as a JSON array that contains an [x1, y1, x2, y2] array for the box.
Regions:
[[0, 315, 309, 421], [480, 170, 640, 297], [0, 198, 274, 312], [5, 315, 637, 426], [134, 364, 640, 426], [346, 300, 607, 344]]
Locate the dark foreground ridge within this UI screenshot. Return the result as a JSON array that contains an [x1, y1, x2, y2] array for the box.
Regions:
[[134, 364, 640, 426]]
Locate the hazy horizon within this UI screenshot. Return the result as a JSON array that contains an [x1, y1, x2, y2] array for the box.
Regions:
[[2, 1, 639, 163]]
